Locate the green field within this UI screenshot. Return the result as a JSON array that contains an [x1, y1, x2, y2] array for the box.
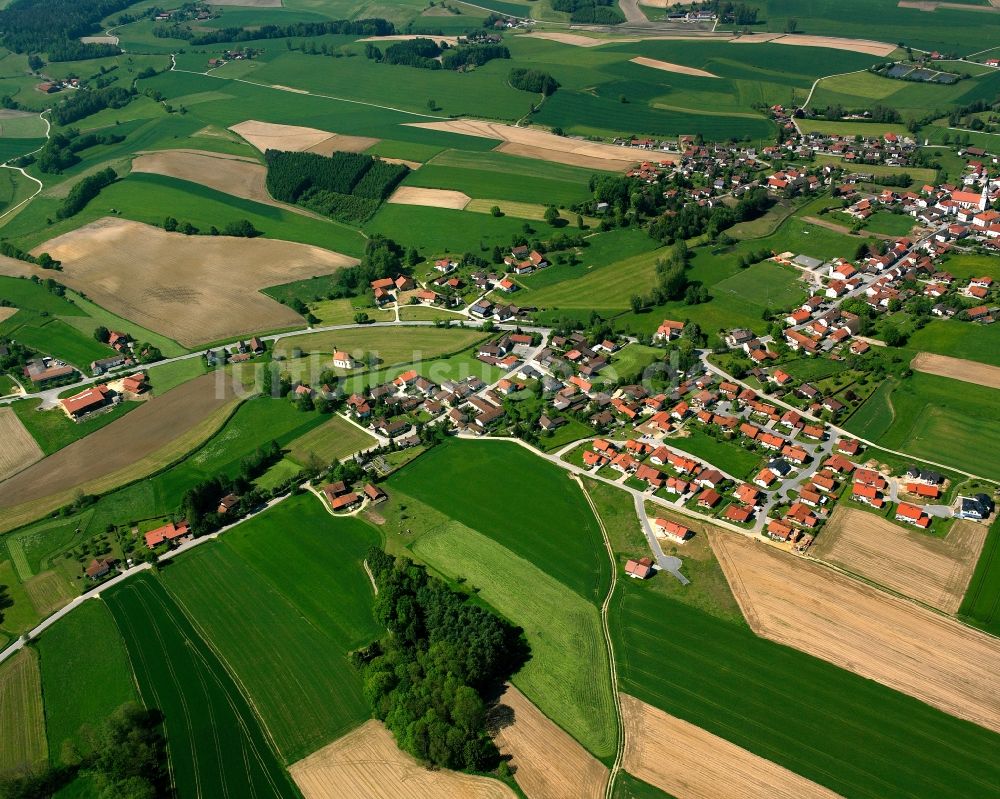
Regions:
[[959, 515, 1000, 636], [104, 573, 299, 798], [411, 514, 618, 759], [667, 429, 762, 480], [615, 773, 676, 799], [365, 203, 535, 255], [797, 119, 911, 138], [863, 211, 918, 237], [907, 320, 1000, 367], [162, 530, 371, 762], [146, 358, 208, 395], [286, 414, 377, 466], [615, 579, 1000, 799], [389, 439, 611, 603], [274, 325, 487, 368], [844, 372, 1000, 479], [37, 600, 138, 764], [0, 648, 47, 777]]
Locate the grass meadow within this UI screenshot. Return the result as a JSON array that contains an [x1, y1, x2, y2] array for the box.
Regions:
[[906, 320, 1000, 367], [162, 532, 371, 762], [285, 415, 377, 466], [959, 515, 1000, 637], [37, 600, 138, 764], [612, 581, 1000, 799], [274, 325, 488, 367], [0, 648, 46, 777], [843, 372, 1000, 480], [666, 430, 762, 480], [104, 573, 299, 798], [388, 439, 611, 603]]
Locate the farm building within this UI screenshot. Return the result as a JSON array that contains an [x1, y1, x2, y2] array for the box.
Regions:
[[625, 557, 654, 579]]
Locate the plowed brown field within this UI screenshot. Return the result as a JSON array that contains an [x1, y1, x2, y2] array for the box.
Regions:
[[492, 684, 607, 799], [812, 506, 987, 613], [290, 720, 516, 799], [911, 352, 1000, 390], [712, 531, 1000, 734], [29, 218, 357, 346], [0, 407, 43, 482], [620, 694, 841, 799]]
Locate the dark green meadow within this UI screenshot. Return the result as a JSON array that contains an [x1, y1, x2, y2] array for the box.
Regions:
[[37, 600, 138, 764], [612, 582, 1000, 799], [104, 573, 299, 799], [961, 516, 1000, 637], [162, 508, 373, 762], [388, 438, 611, 604]]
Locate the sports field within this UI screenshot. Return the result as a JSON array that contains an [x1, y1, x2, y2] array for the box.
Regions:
[[163, 538, 371, 762], [612, 580, 1000, 799], [0, 648, 47, 777], [105, 573, 300, 798], [37, 600, 138, 764]]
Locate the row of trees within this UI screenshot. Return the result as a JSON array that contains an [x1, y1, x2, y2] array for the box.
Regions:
[[49, 86, 133, 127], [56, 167, 116, 219], [47, 41, 121, 61], [185, 17, 394, 46], [33, 128, 124, 174], [0, 241, 58, 269], [163, 216, 261, 238], [355, 549, 528, 771]]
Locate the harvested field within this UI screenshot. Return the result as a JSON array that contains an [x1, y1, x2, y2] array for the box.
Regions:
[[522, 31, 639, 46], [811, 505, 986, 613], [404, 119, 665, 170], [80, 35, 118, 44], [711, 530, 1000, 734], [132, 149, 274, 202], [492, 684, 607, 799], [304, 135, 380, 156], [357, 34, 458, 45], [630, 56, 719, 78], [0, 649, 46, 778], [0, 406, 43, 482], [230, 120, 335, 153], [0, 372, 241, 532], [620, 694, 840, 799], [899, 0, 1000, 10], [290, 720, 517, 799], [387, 185, 471, 210], [730, 33, 784, 43], [911, 351, 1000, 390], [381, 157, 422, 170], [30, 218, 357, 346], [23, 570, 73, 616], [775, 34, 897, 56], [0, 307, 17, 323]]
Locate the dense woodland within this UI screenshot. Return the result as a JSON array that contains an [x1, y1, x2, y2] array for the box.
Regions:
[[30, 129, 124, 174], [551, 0, 625, 24], [0, 0, 136, 53], [180, 18, 393, 46], [509, 68, 559, 96], [367, 38, 510, 71], [265, 150, 408, 224], [48, 87, 134, 127], [355, 549, 528, 771]]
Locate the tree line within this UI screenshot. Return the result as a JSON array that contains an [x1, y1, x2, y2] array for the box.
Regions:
[[181, 17, 394, 45], [354, 549, 528, 771], [47, 41, 121, 61], [551, 0, 624, 24], [57, 166, 116, 219], [29, 128, 124, 174], [49, 86, 134, 127], [366, 37, 510, 71]]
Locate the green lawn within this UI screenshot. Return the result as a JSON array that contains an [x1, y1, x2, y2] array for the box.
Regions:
[[286, 414, 377, 467], [162, 531, 371, 762], [104, 573, 299, 798], [388, 439, 611, 604], [613, 581, 1000, 799], [843, 372, 1000, 480], [37, 600, 138, 764], [863, 211, 918, 237], [146, 358, 207, 395], [666, 429, 762, 480]]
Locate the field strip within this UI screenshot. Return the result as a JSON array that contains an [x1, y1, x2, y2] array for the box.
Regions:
[[0, 406, 43, 482], [711, 530, 1000, 734], [630, 56, 719, 78], [357, 34, 459, 45], [290, 719, 517, 799], [493, 683, 608, 799], [620, 694, 842, 799], [811, 506, 987, 614], [731, 33, 897, 56], [0, 306, 16, 323], [386, 185, 471, 210], [521, 31, 641, 46], [911, 352, 1000, 390]]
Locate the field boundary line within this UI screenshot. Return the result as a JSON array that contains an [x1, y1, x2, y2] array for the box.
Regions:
[[0, 110, 49, 225], [575, 475, 622, 799], [363, 559, 379, 595]]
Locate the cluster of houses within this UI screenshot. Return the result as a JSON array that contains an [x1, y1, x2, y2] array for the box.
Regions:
[[36, 77, 80, 94], [766, 125, 920, 169], [207, 49, 257, 68], [205, 336, 266, 367], [60, 372, 147, 420], [91, 331, 138, 375]]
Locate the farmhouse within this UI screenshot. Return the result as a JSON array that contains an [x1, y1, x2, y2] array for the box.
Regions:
[[85, 558, 113, 580], [654, 319, 685, 341], [625, 557, 654, 579], [144, 520, 191, 548], [61, 384, 113, 419]]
